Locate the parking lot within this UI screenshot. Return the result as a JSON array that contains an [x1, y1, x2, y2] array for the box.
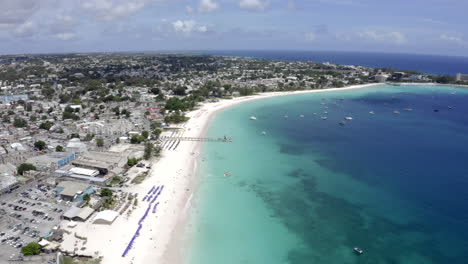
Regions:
[[0, 180, 71, 262]]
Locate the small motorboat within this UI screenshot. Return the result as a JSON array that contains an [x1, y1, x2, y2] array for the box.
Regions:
[[369, 111, 375, 115], [344, 117, 353, 121], [354, 247, 364, 254], [284, 115, 289, 118], [393, 111, 400, 114], [404, 108, 413, 111], [224, 172, 231, 177], [250, 116, 257, 120], [300, 114, 304, 118], [321, 116, 328, 120], [261, 131, 267, 135]]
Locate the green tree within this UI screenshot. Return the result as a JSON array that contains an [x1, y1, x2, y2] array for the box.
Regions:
[[13, 117, 28, 128], [56, 145, 64, 152], [130, 135, 143, 144], [34, 141, 47, 151], [96, 138, 104, 147], [154, 145, 162, 157], [127, 158, 138, 167], [153, 128, 162, 138], [29, 115, 37, 122], [17, 163, 37, 176], [144, 143, 153, 160], [141, 131, 149, 139], [100, 188, 113, 197], [83, 194, 91, 203], [21, 242, 42, 256], [39, 121, 53, 130]]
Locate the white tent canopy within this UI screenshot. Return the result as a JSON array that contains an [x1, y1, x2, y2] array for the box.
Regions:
[[93, 210, 119, 225]]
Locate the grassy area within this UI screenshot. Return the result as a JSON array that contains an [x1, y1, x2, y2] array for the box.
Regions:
[[110, 176, 122, 185], [63, 256, 102, 264], [131, 171, 149, 184]]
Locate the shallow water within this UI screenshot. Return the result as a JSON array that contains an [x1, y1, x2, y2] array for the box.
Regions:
[[184, 85, 468, 264]]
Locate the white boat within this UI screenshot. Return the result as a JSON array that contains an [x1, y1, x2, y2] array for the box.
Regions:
[[284, 115, 288, 118], [344, 117, 353, 121], [354, 247, 364, 254], [321, 116, 328, 120], [250, 116, 257, 120], [261, 131, 267, 135], [393, 111, 400, 114], [369, 111, 375, 115], [300, 114, 304, 118]]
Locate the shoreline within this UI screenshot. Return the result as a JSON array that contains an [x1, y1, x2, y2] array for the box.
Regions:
[[134, 83, 381, 264], [88, 82, 387, 264]]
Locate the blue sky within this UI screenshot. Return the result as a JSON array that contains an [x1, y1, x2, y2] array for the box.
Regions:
[[0, 0, 467, 56]]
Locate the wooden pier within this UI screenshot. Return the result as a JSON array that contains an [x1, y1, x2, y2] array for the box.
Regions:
[[159, 136, 232, 142]]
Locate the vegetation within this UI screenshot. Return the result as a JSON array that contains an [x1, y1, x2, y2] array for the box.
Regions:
[[100, 188, 113, 197], [34, 140, 47, 150], [56, 145, 64, 152], [17, 163, 37, 175], [62, 256, 103, 264], [13, 117, 28, 128], [39, 121, 53, 130], [96, 138, 104, 147], [127, 157, 139, 167], [110, 176, 123, 185], [130, 135, 145, 144], [141, 130, 149, 139], [131, 171, 149, 184], [154, 145, 162, 157], [144, 143, 153, 160], [21, 242, 42, 256], [164, 112, 189, 124]]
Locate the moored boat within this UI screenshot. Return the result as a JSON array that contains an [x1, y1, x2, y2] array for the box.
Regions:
[[354, 247, 364, 254]]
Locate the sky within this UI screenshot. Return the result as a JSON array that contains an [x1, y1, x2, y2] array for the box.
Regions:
[[0, 0, 468, 56]]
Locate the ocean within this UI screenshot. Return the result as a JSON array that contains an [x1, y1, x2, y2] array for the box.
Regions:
[[198, 50, 468, 76], [184, 84, 468, 264]]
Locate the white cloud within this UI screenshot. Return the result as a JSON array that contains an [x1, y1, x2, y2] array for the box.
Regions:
[[439, 34, 464, 44], [358, 30, 407, 44], [54, 32, 76, 41], [0, 0, 40, 26], [304, 32, 316, 41], [199, 0, 219, 13], [81, 0, 153, 21], [13, 21, 35, 37], [186, 5, 194, 14], [239, 0, 268, 11], [172, 20, 209, 34]]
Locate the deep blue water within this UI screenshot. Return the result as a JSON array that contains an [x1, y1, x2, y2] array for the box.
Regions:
[[198, 50, 468, 75], [187, 84, 468, 264]]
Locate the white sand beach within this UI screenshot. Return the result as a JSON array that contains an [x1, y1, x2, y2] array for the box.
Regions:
[[68, 83, 379, 264]]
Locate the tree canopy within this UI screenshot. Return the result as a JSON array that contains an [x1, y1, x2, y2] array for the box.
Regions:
[[34, 141, 47, 150], [21, 242, 42, 256], [17, 163, 37, 175], [100, 188, 113, 197]]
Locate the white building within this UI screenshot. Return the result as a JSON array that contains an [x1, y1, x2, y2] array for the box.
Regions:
[[456, 73, 468, 82]]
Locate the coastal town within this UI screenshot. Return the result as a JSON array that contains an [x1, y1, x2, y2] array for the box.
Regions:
[[0, 53, 466, 264]]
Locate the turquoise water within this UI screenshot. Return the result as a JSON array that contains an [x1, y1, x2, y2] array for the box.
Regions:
[[184, 85, 468, 264]]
